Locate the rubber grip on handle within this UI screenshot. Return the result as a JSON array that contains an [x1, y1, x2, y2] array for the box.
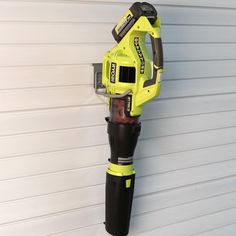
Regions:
[[144, 37, 163, 87], [105, 172, 135, 236], [151, 37, 163, 69]]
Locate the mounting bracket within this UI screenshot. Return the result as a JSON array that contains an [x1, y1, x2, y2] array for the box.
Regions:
[[93, 63, 105, 94]]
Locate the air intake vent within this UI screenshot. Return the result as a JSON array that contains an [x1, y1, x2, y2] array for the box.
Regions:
[[119, 66, 136, 83]]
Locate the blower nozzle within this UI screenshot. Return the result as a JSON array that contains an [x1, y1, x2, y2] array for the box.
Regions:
[[105, 98, 141, 236]]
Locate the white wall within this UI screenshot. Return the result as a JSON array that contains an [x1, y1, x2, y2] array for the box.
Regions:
[[0, 0, 236, 235]]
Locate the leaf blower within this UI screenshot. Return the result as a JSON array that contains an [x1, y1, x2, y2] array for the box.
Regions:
[[97, 2, 163, 235]]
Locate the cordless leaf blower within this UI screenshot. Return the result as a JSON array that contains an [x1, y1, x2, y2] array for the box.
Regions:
[[96, 2, 163, 235]]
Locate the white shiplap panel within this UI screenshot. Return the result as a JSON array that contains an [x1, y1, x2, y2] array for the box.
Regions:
[[0, 135, 235, 181], [0, 142, 232, 181], [0, 204, 104, 236], [0, 2, 236, 26], [0, 191, 235, 236], [165, 60, 236, 80], [136, 127, 236, 168], [48, 208, 236, 236], [135, 208, 236, 236], [0, 44, 109, 66], [0, 22, 113, 44], [162, 25, 236, 43], [0, 65, 92, 89], [46, 224, 105, 236], [129, 192, 236, 235], [135, 143, 236, 177], [0, 153, 235, 203], [0, 185, 106, 225], [0, 176, 235, 230], [145, 93, 236, 120], [0, 86, 100, 112], [82, 0, 236, 8], [0, 102, 235, 138], [143, 110, 236, 140], [160, 77, 236, 98], [1, 77, 236, 112], [135, 159, 236, 196], [1, 92, 236, 137], [0, 115, 236, 159], [0, 105, 108, 136], [1, 23, 236, 44], [0, 0, 235, 235], [1, 60, 236, 90], [193, 223, 236, 236], [0, 173, 234, 225], [0, 126, 107, 158], [0, 43, 236, 66]]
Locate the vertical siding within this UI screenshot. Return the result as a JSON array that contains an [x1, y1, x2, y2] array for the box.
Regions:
[[0, 0, 236, 235]]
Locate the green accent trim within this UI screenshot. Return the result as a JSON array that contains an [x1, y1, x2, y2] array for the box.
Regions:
[[126, 179, 132, 188], [107, 163, 135, 177]]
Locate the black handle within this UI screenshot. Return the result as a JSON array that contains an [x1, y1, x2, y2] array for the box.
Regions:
[[144, 37, 163, 87], [105, 172, 135, 236]]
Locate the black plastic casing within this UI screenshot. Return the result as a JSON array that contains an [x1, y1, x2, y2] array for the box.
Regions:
[[105, 120, 141, 236], [107, 121, 141, 165], [130, 2, 157, 24], [105, 173, 135, 236]]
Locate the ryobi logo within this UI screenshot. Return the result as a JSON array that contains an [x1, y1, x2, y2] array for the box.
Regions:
[[134, 37, 145, 74], [110, 62, 117, 83]]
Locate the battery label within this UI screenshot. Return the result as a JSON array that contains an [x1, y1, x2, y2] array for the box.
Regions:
[[116, 14, 132, 34]]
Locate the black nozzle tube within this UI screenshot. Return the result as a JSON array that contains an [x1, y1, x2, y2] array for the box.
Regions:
[[106, 172, 135, 236], [107, 121, 141, 165], [105, 120, 141, 236]]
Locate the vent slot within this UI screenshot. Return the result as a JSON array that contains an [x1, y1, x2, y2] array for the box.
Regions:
[[119, 66, 136, 83]]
